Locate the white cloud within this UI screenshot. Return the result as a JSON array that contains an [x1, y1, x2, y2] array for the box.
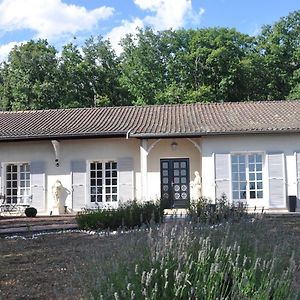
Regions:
[[106, 0, 205, 55], [0, 41, 26, 62], [134, 0, 204, 30], [0, 0, 114, 40], [105, 18, 144, 55]]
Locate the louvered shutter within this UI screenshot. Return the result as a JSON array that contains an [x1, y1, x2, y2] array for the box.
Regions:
[[31, 161, 46, 211], [118, 157, 134, 203], [215, 154, 230, 199], [296, 153, 300, 209], [71, 160, 86, 210], [0, 163, 2, 195], [268, 153, 286, 208]]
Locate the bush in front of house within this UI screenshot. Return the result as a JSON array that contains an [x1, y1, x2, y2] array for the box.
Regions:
[[25, 207, 37, 217], [187, 194, 248, 224], [76, 200, 164, 230]]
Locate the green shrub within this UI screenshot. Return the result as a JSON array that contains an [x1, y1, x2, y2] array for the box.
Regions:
[[187, 194, 248, 224], [76, 200, 164, 230], [25, 207, 37, 217]]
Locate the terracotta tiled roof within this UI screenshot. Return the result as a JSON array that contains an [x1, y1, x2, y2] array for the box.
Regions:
[[0, 100, 300, 140]]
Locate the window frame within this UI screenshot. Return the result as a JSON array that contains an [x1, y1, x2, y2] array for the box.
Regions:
[[3, 162, 31, 204], [87, 159, 119, 206], [231, 152, 265, 202]]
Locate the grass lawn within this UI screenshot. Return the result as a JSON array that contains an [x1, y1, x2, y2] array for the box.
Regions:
[[0, 215, 300, 299]]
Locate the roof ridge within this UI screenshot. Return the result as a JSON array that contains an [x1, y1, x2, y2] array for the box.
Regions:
[[0, 99, 300, 114]]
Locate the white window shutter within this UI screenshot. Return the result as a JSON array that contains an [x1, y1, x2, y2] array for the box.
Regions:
[[31, 161, 46, 211], [0, 163, 2, 195], [215, 154, 230, 199], [268, 153, 286, 208], [118, 157, 134, 203], [296, 153, 300, 208], [71, 160, 86, 210]]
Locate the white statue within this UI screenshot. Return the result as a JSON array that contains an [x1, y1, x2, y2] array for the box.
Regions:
[[52, 180, 63, 208], [191, 171, 201, 200]]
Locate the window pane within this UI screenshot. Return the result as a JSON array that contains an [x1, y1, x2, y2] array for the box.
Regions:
[[239, 182, 246, 190], [232, 173, 238, 181], [97, 195, 102, 202], [232, 164, 238, 172], [232, 191, 239, 199], [240, 191, 246, 199], [257, 191, 263, 198], [239, 163, 246, 172], [257, 173, 262, 180], [249, 164, 255, 172], [250, 191, 256, 199], [239, 155, 245, 163], [256, 154, 262, 163], [249, 182, 255, 190], [249, 173, 255, 180], [248, 155, 255, 163], [239, 172, 246, 181], [232, 182, 239, 190], [112, 162, 117, 169], [112, 195, 118, 202], [231, 155, 238, 164], [90, 163, 96, 170], [91, 195, 96, 202], [256, 164, 262, 172], [257, 182, 263, 190], [162, 162, 168, 169]]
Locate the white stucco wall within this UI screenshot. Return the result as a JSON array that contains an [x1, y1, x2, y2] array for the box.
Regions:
[[1, 132, 299, 214], [0, 138, 141, 214], [201, 133, 300, 209]]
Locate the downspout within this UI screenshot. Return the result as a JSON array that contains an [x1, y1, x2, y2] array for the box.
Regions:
[[126, 129, 132, 139]]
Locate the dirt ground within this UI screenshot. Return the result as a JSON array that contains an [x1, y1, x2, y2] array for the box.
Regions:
[[1, 216, 300, 300], [0, 232, 120, 300]]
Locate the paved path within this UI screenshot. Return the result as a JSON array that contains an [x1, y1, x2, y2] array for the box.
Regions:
[[0, 215, 78, 236]]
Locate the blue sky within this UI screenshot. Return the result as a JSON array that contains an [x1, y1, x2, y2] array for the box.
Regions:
[[0, 0, 298, 59]]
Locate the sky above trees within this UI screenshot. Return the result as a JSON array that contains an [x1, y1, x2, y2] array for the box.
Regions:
[[0, 0, 299, 60]]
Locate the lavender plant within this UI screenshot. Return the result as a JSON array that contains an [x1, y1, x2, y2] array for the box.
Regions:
[[89, 222, 297, 299]]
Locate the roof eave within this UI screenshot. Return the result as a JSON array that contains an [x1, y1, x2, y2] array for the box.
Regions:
[[0, 131, 127, 142], [131, 129, 300, 138]]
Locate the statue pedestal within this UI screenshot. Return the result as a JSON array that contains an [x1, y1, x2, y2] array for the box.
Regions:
[[52, 207, 60, 215]]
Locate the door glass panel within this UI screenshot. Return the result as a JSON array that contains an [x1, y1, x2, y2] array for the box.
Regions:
[[180, 162, 186, 168]]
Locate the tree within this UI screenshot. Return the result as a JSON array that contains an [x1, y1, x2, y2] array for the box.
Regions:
[[0, 40, 60, 110], [59, 42, 93, 108], [257, 10, 300, 100], [83, 36, 130, 106]]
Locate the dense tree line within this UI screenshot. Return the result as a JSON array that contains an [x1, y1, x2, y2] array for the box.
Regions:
[[0, 10, 299, 110]]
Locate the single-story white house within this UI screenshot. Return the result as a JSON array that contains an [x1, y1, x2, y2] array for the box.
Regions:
[[0, 100, 300, 214]]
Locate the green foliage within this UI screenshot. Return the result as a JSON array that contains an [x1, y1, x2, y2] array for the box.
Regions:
[[91, 222, 296, 299], [187, 194, 248, 224], [0, 11, 299, 110], [24, 207, 37, 217], [76, 201, 163, 230], [0, 40, 60, 110]]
